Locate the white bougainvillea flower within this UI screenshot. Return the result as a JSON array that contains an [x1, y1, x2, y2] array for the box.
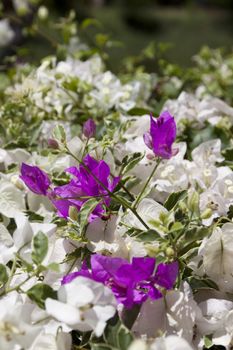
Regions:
[[200, 223, 233, 292], [196, 298, 233, 348], [191, 139, 224, 166], [133, 283, 199, 343], [0, 181, 25, 218], [150, 335, 194, 350], [0, 292, 41, 350], [45, 276, 116, 336], [29, 330, 72, 350], [0, 223, 16, 264], [163, 91, 233, 131]]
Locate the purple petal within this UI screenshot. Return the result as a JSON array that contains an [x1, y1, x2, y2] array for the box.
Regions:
[[143, 132, 153, 150], [145, 112, 177, 159], [51, 198, 81, 218], [65, 166, 80, 178], [20, 163, 51, 195], [154, 261, 178, 290], [131, 257, 156, 282], [61, 271, 80, 284], [91, 254, 127, 284], [83, 154, 99, 171]]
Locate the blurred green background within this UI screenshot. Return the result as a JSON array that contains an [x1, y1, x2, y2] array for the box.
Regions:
[[1, 0, 233, 69]]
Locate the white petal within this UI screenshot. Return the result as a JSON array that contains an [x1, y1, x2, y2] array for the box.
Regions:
[[45, 299, 80, 326]]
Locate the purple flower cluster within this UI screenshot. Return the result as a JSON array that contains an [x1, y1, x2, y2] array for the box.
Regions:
[[52, 154, 120, 219], [62, 254, 178, 309], [20, 154, 119, 221], [144, 111, 178, 159]]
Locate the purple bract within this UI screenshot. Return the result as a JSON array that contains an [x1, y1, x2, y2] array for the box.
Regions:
[[51, 154, 120, 219], [62, 254, 178, 309], [83, 119, 96, 139], [20, 163, 51, 195], [144, 111, 178, 159]]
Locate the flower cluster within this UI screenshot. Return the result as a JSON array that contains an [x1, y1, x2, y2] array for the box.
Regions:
[[21, 153, 120, 220], [0, 10, 233, 350], [62, 254, 178, 309]]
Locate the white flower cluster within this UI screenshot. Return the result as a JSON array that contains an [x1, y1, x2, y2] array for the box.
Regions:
[[0, 49, 233, 349], [6, 54, 154, 118]]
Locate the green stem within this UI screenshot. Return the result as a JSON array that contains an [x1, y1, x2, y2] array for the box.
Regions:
[[5, 256, 17, 291], [133, 158, 162, 209], [113, 176, 135, 201], [81, 138, 89, 159], [66, 147, 149, 230], [1, 272, 36, 297], [7, 14, 58, 48]]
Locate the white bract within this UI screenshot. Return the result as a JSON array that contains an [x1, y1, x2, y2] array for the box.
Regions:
[[150, 335, 193, 350], [45, 276, 116, 336], [200, 223, 233, 292], [0, 292, 41, 350], [133, 283, 199, 343]]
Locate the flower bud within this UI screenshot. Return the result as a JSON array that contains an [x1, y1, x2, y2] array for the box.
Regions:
[[187, 190, 199, 214], [83, 119, 96, 139], [48, 138, 59, 149], [201, 208, 212, 219], [178, 201, 187, 212], [146, 244, 160, 257], [166, 247, 175, 257]]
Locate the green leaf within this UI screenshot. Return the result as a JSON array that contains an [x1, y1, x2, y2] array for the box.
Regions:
[[121, 152, 144, 175], [117, 326, 134, 350], [184, 226, 211, 243], [52, 125, 66, 145], [95, 33, 109, 47], [178, 240, 200, 256], [227, 205, 233, 220], [31, 231, 48, 265], [79, 198, 100, 233], [203, 334, 213, 349], [128, 108, 151, 116], [169, 222, 184, 232], [0, 264, 8, 285], [164, 190, 187, 211], [24, 210, 44, 222], [81, 18, 101, 30], [136, 229, 161, 242], [27, 283, 57, 309], [222, 147, 233, 161], [47, 263, 60, 272], [104, 319, 134, 350], [187, 276, 219, 291]]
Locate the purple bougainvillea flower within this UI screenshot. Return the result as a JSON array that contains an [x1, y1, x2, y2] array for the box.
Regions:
[[62, 254, 178, 309], [83, 118, 96, 139], [144, 111, 178, 159], [20, 163, 51, 195], [51, 154, 120, 219]]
